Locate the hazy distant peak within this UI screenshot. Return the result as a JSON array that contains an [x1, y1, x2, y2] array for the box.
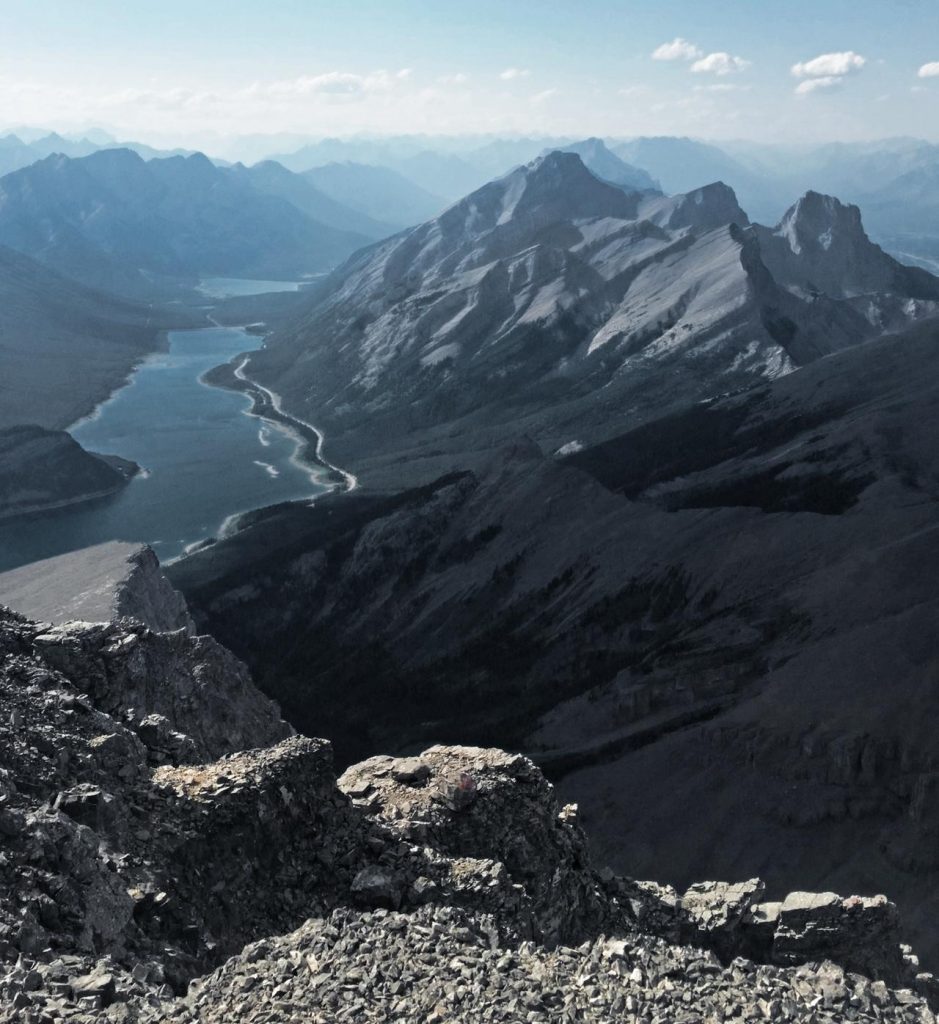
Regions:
[[84, 146, 147, 168], [665, 181, 750, 231], [552, 138, 659, 192]]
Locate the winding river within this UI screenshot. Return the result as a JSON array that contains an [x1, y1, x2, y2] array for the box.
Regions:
[[0, 316, 330, 573]]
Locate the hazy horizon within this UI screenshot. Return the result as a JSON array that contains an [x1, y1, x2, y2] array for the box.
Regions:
[[1, 0, 937, 159]]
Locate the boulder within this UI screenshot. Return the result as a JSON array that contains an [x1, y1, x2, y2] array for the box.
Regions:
[[772, 890, 904, 984]]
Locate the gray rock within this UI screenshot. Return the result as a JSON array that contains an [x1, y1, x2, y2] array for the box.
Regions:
[[0, 542, 194, 633], [70, 970, 115, 1006], [391, 757, 431, 785], [351, 867, 404, 909]]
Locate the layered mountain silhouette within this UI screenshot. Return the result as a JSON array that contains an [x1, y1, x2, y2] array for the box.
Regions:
[[230, 160, 400, 239], [302, 161, 446, 230], [0, 149, 372, 296], [556, 138, 659, 191], [0, 243, 188, 429], [247, 151, 939, 487]]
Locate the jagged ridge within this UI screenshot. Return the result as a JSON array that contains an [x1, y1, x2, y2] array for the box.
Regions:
[[0, 597, 937, 1021]]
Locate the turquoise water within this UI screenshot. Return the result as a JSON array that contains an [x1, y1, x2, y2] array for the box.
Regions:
[[0, 326, 327, 572]]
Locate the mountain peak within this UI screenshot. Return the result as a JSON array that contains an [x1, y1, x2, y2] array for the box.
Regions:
[[508, 150, 641, 221], [775, 191, 865, 256], [84, 146, 147, 169], [553, 138, 659, 192], [756, 189, 939, 302], [665, 181, 750, 232]]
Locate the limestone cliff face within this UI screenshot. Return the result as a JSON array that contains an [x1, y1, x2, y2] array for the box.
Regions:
[[0, 541, 194, 633], [0, 602, 937, 1022]]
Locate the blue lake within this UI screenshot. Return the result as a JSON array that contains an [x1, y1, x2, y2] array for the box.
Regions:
[[0, 325, 327, 572]]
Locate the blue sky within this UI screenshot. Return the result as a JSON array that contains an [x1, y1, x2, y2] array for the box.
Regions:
[[1, 0, 937, 151]]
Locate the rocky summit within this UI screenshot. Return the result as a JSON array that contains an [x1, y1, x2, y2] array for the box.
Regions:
[[245, 152, 939, 489], [0, 594, 938, 1022]]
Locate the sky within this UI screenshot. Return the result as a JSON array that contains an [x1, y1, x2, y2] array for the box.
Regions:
[[0, 0, 937, 154]]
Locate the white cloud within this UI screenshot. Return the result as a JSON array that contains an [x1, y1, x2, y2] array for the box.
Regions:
[[651, 38, 702, 62], [791, 51, 865, 96], [263, 69, 409, 97], [690, 52, 751, 76], [795, 76, 844, 95], [499, 67, 531, 81], [918, 62, 939, 78], [437, 73, 469, 85], [530, 88, 558, 104], [791, 51, 866, 78]]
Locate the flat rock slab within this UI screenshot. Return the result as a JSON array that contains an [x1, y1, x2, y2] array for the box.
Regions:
[[0, 541, 193, 632]]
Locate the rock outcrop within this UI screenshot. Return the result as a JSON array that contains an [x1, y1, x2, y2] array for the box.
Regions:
[[0, 542, 193, 633], [0, 602, 937, 1021]]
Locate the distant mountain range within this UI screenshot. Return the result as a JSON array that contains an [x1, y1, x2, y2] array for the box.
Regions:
[[0, 149, 376, 295], [609, 136, 939, 270], [0, 130, 197, 177], [246, 150, 939, 487], [4, 130, 938, 272], [228, 160, 400, 239], [302, 162, 446, 230], [263, 133, 939, 270]]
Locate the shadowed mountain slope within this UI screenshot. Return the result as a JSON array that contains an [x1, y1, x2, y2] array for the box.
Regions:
[[172, 316, 939, 965], [0, 243, 192, 429]]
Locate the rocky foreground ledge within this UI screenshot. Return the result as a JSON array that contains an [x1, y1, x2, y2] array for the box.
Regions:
[[0, 607, 936, 1023]]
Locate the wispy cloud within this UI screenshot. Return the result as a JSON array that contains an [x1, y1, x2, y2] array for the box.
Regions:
[[791, 51, 866, 96], [499, 67, 531, 81], [795, 76, 845, 95], [530, 88, 558, 104], [261, 69, 411, 98], [437, 73, 469, 85], [918, 62, 939, 78], [651, 38, 702, 62], [690, 52, 751, 76]]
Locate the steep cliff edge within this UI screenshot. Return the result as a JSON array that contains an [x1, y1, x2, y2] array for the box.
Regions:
[[0, 542, 193, 633]]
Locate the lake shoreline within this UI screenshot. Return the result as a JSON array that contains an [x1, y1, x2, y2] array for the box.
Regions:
[[0, 321, 330, 573], [204, 356, 355, 492], [64, 330, 175, 434]]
